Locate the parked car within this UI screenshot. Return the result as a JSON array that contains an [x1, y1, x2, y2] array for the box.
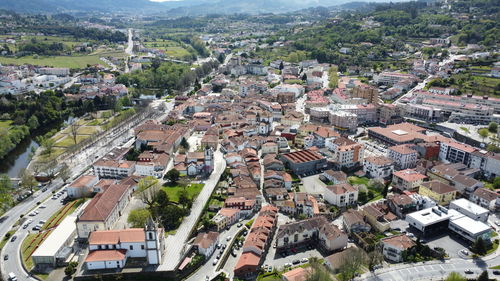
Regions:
[[10, 235, 17, 242], [493, 270, 500, 275], [226, 236, 232, 242], [3, 254, 8, 260], [237, 223, 242, 228], [22, 224, 29, 229], [212, 259, 218, 266], [284, 263, 292, 268], [464, 269, 473, 274], [301, 258, 309, 263], [292, 259, 300, 265], [461, 249, 469, 255], [39, 205, 46, 208]]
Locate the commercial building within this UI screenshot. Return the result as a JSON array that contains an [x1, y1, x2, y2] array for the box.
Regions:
[[448, 216, 492, 243], [279, 149, 327, 175], [406, 206, 459, 236], [449, 198, 489, 223], [368, 123, 446, 146]]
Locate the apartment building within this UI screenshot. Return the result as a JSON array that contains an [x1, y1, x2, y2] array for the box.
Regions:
[[387, 144, 418, 170]]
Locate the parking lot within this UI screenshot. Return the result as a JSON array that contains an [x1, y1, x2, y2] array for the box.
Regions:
[[301, 175, 326, 194], [425, 233, 470, 259]]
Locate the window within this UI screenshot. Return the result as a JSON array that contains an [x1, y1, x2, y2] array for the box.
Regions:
[[149, 232, 153, 240], [130, 245, 133, 250], [141, 245, 145, 250]]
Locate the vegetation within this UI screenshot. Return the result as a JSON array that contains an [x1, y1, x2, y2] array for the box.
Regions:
[[444, 272, 466, 281], [0, 175, 14, 216], [162, 183, 203, 204], [165, 169, 181, 184], [64, 261, 78, 277], [128, 208, 151, 228]]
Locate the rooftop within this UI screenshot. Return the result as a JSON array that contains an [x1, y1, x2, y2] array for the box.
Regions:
[[450, 198, 489, 216], [281, 149, 324, 164]]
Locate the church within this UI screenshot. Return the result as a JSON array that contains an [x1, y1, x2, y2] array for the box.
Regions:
[[84, 218, 165, 270]]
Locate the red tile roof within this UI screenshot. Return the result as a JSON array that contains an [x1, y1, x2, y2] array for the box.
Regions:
[[85, 249, 127, 262]]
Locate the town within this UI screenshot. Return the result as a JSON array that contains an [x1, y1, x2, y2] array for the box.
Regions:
[[0, 1, 499, 281]]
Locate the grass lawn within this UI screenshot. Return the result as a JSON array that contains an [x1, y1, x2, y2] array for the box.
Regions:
[[460, 127, 470, 133], [0, 120, 12, 129], [21, 231, 53, 270], [486, 240, 499, 255], [162, 183, 204, 203], [35, 273, 49, 280], [77, 126, 100, 135], [257, 273, 281, 281], [490, 265, 500, 269], [0, 51, 125, 69], [348, 176, 370, 186], [368, 194, 384, 202], [87, 118, 106, 126], [0, 229, 16, 251], [54, 135, 89, 147], [42, 199, 84, 230]]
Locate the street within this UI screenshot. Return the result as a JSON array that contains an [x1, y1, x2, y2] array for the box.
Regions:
[[159, 148, 227, 271]]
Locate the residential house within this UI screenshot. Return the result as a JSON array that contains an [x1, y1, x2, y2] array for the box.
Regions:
[[363, 156, 394, 179], [66, 175, 99, 198], [380, 234, 416, 262], [212, 208, 241, 231], [322, 170, 347, 184], [418, 181, 458, 206], [387, 194, 417, 218], [392, 169, 427, 192], [342, 209, 371, 233], [193, 231, 220, 259], [470, 188, 498, 212], [324, 183, 358, 207]]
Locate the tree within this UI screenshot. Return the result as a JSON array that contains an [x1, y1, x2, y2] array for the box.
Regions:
[[69, 121, 81, 145], [477, 271, 489, 281], [137, 176, 161, 209], [358, 191, 368, 204], [58, 163, 71, 183], [127, 208, 151, 228], [165, 169, 180, 183], [64, 261, 78, 277], [40, 137, 55, 157], [444, 272, 466, 281], [367, 250, 384, 271], [488, 122, 498, 133], [305, 257, 333, 281], [27, 115, 39, 130], [19, 168, 37, 193], [180, 137, 190, 151], [479, 128, 489, 143], [472, 237, 487, 255], [338, 248, 366, 281], [381, 181, 391, 198], [0, 174, 14, 215], [493, 177, 500, 189], [178, 189, 191, 208]]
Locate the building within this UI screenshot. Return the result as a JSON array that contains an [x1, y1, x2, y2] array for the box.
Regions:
[[387, 194, 417, 218], [275, 216, 347, 253], [282, 267, 313, 281], [39, 67, 70, 76], [449, 198, 489, 223], [380, 234, 416, 262], [470, 188, 498, 212], [93, 160, 136, 179], [362, 203, 392, 233], [387, 144, 418, 170], [322, 170, 348, 184], [342, 209, 371, 233], [66, 175, 99, 198], [448, 215, 492, 243], [352, 84, 379, 104], [32, 212, 80, 269], [418, 181, 457, 206], [193, 231, 220, 259], [84, 219, 164, 270], [439, 142, 476, 166], [363, 156, 394, 179], [327, 137, 364, 169], [76, 182, 134, 239], [368, 123, 443, 146], [279, 150, 327, 175], [374, 72, 417, 86], [392, 169, 427, 192], [134, 152, 170, 178], [234, 206, 278, 279], [329, 111, 358, 132], [406, 206, 458, 237], [324, 183, 358, 207], [212, 208, 241, 231]]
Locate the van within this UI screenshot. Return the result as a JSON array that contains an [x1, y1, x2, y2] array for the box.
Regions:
[[8, 272, 17, 281]]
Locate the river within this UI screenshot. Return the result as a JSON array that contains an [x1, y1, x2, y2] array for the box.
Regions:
[[0, 137, 39, 178]]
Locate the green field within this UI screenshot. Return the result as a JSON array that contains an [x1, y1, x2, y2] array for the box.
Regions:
[[143, 40, 191, 59], [77, 126, 100, 135], [54, 135, 89, 147], [0, 120, 12, 129], [0, 50, 126, 69], [162, 183, 204, 203]]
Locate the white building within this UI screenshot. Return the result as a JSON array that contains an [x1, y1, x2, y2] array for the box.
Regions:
[[323, 183, 358, 207], [380, 234, 416, 262], [387, 144, 418, 170], [449, 198, 489, 223], [84, 220, 164, 270], [363, 156, 394, 179], [134, 152, 170, 179], [93, 160, 136, 179], [193, 231, 220, 259]]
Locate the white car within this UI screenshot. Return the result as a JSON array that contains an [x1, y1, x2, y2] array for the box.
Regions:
[[226, 236, 232, 242], [212, 259, 219, 266], [301, 258, 309, 263], [39, 205, 46, 208]]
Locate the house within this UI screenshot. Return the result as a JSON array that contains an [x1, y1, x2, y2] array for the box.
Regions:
[[193, 231, 220, 259], [279, 149, 327, 176], [275, 216, 347, 253], [392, 169, 427, 192], [324, 247, 358, 273], [134, 152, 170, 179], [470, 188, 498, 212], [387, 194, 417, 218], [76, 182, 134, 239], [342, 209, 371, 233], [234, 206, 278, 279], [362, 203, 392, 232], [84, 219, 164, 270], [380, 234, 416, 262], [387, 144, 418, 170], [282, 267, 313, 281], [418, 181, 457, 206], [322, 170, 347, 184], [212, 208, 241, 231], [363, 156, 394, 179], [293, 192, 320, 218], [323, 183, 358, 207], [66, 175, 99, 198]]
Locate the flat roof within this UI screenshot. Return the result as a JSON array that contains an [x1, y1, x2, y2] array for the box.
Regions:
[[450, 216, 491, 235], [450, 198, 489, 216], [32, 214, 77, 258], [406, 207, 462, 227]]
